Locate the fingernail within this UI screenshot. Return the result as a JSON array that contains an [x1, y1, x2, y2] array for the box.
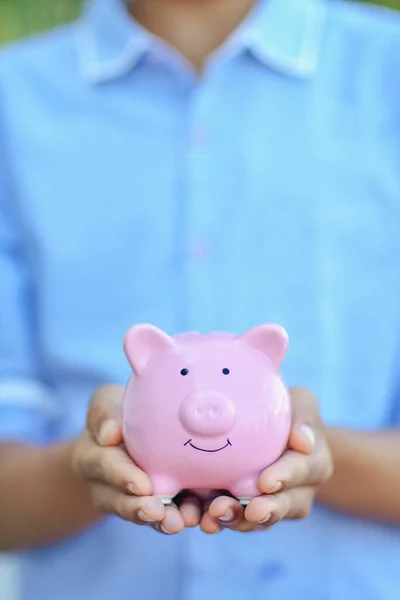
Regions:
[[137, 510, 154, 524], [268, 481, 283, 494], [156, 523, 174, 535], [258, 513, 272, 526], [160, 524, 173, 535], [98, 419, 119, 445], [217, 507, 235, 523], [300, 424, 315, 448], [127, 483, 139, 496]]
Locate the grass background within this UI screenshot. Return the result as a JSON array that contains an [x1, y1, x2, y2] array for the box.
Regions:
[[0, 0, 400, 44], [0, 0, 81, 43]]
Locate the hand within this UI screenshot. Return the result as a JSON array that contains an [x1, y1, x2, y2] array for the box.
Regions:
[[72, 384, 203, 534], [203, 387, 334, 533]]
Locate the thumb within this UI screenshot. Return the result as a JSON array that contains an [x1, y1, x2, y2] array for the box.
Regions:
[[87, 384, 124, 447], [288, 387, 319, 455]]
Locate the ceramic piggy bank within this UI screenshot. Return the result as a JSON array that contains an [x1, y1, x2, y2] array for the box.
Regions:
[[122, 324, 291, 504]]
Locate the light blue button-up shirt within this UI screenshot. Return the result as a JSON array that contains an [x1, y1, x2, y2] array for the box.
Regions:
[[1, 0, 400, 598]]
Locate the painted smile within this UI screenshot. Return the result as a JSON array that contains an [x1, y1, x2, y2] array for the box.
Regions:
[[184, 439, 232, 453]]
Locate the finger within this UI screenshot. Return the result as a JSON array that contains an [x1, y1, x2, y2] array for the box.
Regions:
[[205, 495, 261, 532], [78, 433, 152, 495], [203, 509, 256, 533], [199, 510, 221, 534], [245, 487, 315, 526], [197, 493, 222, 534], [175, 493, 203, 528], [258, 449, 310, 493], [153, 505, 185, 535], [289, 423, 316, 455], [87, 385, 125, 446], [90, 484, 165, 524], [288, 387, 320, 454], [208, 496, 244, 527], [259, 441, 332, 494]]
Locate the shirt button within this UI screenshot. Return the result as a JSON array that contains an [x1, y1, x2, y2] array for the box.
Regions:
[[189, 240, 208, 260]]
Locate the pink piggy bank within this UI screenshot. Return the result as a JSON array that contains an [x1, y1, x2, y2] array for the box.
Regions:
[[122, 323, 291, 504]]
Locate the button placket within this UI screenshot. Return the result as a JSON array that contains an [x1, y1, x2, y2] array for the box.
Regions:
[[184, 84, 216, 333]]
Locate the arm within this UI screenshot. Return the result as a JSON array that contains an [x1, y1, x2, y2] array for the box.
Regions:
[[207, 392, 400, 531], [0, 390, 154, 551], [316, 428, 400, 523], [0, 117, 171, 550], [0, 106, 100, 549], [0, 385, 202, 551], [0, 441, 101, 551]]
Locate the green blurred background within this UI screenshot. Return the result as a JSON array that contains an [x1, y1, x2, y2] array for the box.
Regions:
[[0, 0, 400, 44], [0, 0, 80, 43]]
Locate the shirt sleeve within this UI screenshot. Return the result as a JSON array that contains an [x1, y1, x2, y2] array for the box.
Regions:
[[0, 103, 61, 446]]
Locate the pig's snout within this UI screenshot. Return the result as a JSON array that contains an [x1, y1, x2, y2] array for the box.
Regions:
[[179, 391, 235, 436]]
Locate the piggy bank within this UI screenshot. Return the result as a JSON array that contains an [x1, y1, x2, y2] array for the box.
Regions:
[[122, 324, 291, 504]]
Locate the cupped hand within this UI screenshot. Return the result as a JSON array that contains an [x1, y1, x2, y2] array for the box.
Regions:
[[204, 387, 333, 533], [72, 384, 203, 534]]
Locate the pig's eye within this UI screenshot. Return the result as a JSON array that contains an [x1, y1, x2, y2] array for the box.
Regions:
[[180, 368, 189, 376], [222, 368, 230, 375]]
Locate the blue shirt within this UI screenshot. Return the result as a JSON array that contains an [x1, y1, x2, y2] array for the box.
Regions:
[[1, 0, 400, 598]]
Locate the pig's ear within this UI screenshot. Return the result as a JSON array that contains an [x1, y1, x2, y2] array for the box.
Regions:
[[240, 324, 289, 371], [123, 324, 175, 375]]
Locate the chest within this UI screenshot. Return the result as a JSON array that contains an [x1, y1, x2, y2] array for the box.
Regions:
[[9, 66, 400, 426]]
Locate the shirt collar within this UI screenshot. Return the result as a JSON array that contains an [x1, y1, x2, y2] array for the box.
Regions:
[[77, 0, 150, 83], [77, 0, 328, 83], [243, 0, 328, 77]]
